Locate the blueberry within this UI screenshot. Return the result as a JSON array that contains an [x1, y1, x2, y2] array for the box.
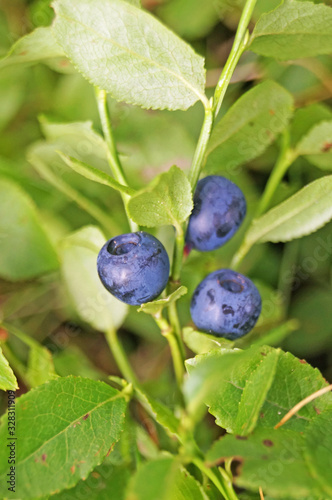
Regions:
[[97, 231, 170, 305], [190, 269, 261, 339], [186, 176, 246, 252]]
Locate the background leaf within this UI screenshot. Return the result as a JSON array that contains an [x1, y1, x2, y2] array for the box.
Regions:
[[0, 27, 66, 68], [125, 456, 208, 500], [0, 376, 127, 499], [52, 0, 206, 110], [185, 346, 332, 433], [0, 346, 18, 391], [249, 1, 332, 60], [51, 463, 130, 500], [60, 226, 128, 332], [205, 81, 293, 173], [0, 177, 59, 281], [127, 165, 193, 228], [182, 327, 234, 355], [295, 120, 332, 170], [244, 176, 332, 245], [304, 410, 332, 497], [206, 428, 323, 498]]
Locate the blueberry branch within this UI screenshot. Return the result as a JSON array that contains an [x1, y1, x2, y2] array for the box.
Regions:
[[187, 104, 214, 191], [213, 0, 257, 118], [192, 458, 238, 500], [230, 130, 297, 269], [256, 130, 296, 216], [105, 327, 140, 388], [95, 87, 138, 233], [154, 314, 185, 394]]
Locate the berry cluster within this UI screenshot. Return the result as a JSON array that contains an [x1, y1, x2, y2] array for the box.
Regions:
[[97, 175, 261, 339]]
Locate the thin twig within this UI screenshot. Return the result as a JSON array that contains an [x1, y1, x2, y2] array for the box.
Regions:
[[275, 384, 332, 429]]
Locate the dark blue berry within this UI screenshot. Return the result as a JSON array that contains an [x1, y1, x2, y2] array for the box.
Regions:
[[97, 231, 170, 305], [186, 176, 246, 252], [190, 269, 261, 339]]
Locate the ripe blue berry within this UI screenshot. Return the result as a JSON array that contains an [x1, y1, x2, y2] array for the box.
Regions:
[[97, 231, 170, 305], [186, 175, 246, 252], [190, 269, 261, 339]]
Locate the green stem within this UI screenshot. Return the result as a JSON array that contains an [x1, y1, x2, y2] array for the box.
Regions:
[[188, 105, 214, 191], [29, 154, 120, 235], [154, 315, 185, 392], [230, 131, 296, 269], [168, 302, 186, 360], [95, 87, 138, 232], [172, 227, 185, 283], [193, 458, 236, 500], [105, 327, 140, 388], [213, 0, 257, 118], [230, 238, 251, 270], [256, 130, 295, 217]]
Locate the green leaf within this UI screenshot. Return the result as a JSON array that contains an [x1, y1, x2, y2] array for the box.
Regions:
[[185, 346, 332, 433], [0, 27, 65, 69], [249, 0, 332, 60], [5, 324, 58, 388], [51, 463, 130, 500], [295, 120, 332, 170], [0, 177, 59, 281], [58, 153, 136, 196], [290, 103, 332, 148], [183, 327, 234, 355], [135, 388, 180, 437], [26, 344, 58, 388], [244, 176, 332, 245], [233, 349, 279, 435], [205, 81, 293, 173], [0, 68, 27, 132], [125, 456, 208, 500], [206, 428, 322, 498], [128, 165, 193, 229], [0, 376, 127, 499], [52, 0, 207, 111], [60, 226, 128, 332], [39, 118, 110, 174], [0, 346, 18, 391], [138, 286, 187, 316], [304, 410, 332, 496]]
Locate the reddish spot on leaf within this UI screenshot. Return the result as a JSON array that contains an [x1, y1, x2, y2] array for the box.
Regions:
[[263, 439, 274, 447], [322, 142, 332, 152], [260, 412, 265, 418], [106, 443, 115, 457], [59, 59, 70, 67], [19, 51, 28, 56], [42, 454, 47, 462], [82, 413, 90, 420], [236, 435, 248, 440], [261, 352, 267, 356], [299, 359, 307, 364], [92, 472, 100, 479], [269, 109, 275, 116], [0, 328, 8, 341], [70, 465, 75, 474], [314, 406, 321, 415], [261, 455, 269, 460]]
